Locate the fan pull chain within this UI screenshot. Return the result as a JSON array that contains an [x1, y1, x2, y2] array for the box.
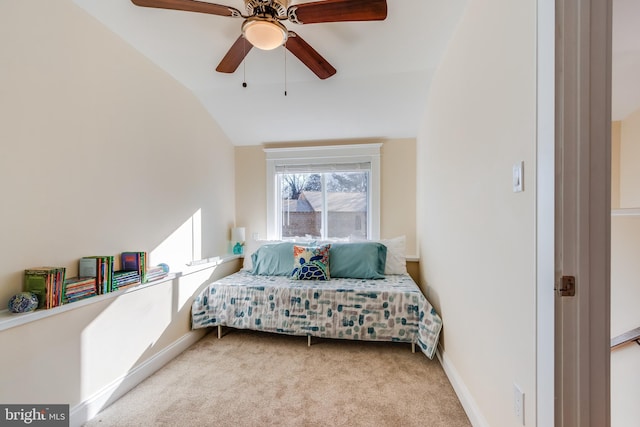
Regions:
[[284, 43, 287, 96], [242, 37, 247, 88]]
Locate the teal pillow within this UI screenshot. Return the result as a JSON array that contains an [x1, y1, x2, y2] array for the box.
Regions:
[[292, 244, 331, 280], [251, 242, 296, 276], [329, 242, 387, 279]]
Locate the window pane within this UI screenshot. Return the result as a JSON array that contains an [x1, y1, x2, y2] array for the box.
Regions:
[[326, 171, 368, 239], [278, 171, 369, 240], [279, 173, 322, 238]]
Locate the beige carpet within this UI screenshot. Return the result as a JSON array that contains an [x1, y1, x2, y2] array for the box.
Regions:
[[85, 329, 470, 427]]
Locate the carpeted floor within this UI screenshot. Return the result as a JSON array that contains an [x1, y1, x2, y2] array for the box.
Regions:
[[84, 329, 470, 427]]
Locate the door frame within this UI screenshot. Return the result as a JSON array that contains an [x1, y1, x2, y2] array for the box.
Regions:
[[536, 0, 555, 425], [550, 0, 611, 425]]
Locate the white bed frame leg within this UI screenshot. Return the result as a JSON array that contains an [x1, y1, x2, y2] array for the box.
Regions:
[[412, 341, 416, 353], [308, 335, 311, 347], [218, 325, 222, 339]]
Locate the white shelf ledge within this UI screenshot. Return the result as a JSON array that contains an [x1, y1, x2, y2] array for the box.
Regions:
[[0, 254, 241, 333]]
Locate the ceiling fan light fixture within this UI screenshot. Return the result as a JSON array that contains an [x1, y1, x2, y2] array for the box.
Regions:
[[242, 18, 288, 51]]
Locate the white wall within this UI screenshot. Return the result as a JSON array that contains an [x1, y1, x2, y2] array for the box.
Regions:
[[416, 0, 537, 425], [0, 0, 237, 420]]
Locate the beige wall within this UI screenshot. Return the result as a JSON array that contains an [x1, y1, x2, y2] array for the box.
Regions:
[[0, 0, 236, 417], [620, 107, 640, 207], [416, 0, 537, 425], [380, 139, 417, 257], [235, 138, 418, 257], [235, 146, 269, 243], [0, 259, 240, 409]]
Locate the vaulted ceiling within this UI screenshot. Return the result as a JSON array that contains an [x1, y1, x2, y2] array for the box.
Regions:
[[73, 0, 467, 146], [73, 0, 640, 146]]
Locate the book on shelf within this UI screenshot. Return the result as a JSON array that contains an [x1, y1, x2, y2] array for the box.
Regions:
[[121, 252, 140, 272], [121, 252, 147, 283], [145, 265, 168, 283], [24, 267, 66, 309], [78, 256, 114, 295], [63, 276, 97, 304], [20, 253, 172, 309], [112, 270, 141, 291], [78, 258, 97, 277]]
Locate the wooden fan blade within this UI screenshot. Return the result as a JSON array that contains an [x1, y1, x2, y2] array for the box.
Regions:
[[285, 32, 336, 79], [131, 0, 242, 17], [288, 0, 387, 25], [216, 36, 253, 73]]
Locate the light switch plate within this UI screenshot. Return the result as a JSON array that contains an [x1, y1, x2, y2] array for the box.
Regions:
[[513, 161, 524, 192]]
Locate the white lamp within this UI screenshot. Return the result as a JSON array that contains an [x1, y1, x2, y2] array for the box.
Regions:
[[232, 227, 246, 255], [242, 17, 288, 50]]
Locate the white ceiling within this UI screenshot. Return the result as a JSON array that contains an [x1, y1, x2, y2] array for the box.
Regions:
[[72, 0, 640, 146], [72, 0, 467, 146]]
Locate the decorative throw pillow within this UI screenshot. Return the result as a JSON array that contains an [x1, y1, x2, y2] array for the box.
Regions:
[[291, 244, 331, 280]]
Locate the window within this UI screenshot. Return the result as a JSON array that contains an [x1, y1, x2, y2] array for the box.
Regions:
[[265, 144, 381, 241], [278, 170, 369, 239]]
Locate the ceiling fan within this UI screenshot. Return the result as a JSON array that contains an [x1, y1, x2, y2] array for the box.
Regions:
[[131, 0, 388, 79]]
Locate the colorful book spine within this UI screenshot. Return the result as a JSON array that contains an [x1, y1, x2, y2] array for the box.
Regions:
[[112, 270, 142, 290], [79, 256, 114, 295], [63, 276, 97, 303], [24, 252, 164, 307], [24, 267, 66, 309]]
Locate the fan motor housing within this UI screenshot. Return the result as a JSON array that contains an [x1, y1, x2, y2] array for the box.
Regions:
[[245, 0, 289, 18]]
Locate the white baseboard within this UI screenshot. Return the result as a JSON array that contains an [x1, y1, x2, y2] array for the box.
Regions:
[[69, 329, 207, 427], [437, 348, 491, 427]]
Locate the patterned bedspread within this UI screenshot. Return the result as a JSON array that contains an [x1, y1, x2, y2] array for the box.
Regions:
[[191, 270, 442, 359]]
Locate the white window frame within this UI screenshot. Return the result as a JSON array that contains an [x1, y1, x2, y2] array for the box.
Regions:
[[265, 143, 381, 241]]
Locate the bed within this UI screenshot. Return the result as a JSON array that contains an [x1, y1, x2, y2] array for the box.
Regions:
[[191, 238, 442, 359]]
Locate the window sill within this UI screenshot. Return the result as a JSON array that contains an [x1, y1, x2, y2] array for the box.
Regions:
[[0, 254, 242, 333]]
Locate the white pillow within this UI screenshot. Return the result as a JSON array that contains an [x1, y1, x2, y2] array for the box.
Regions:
[[379, 236, 407, 275]]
